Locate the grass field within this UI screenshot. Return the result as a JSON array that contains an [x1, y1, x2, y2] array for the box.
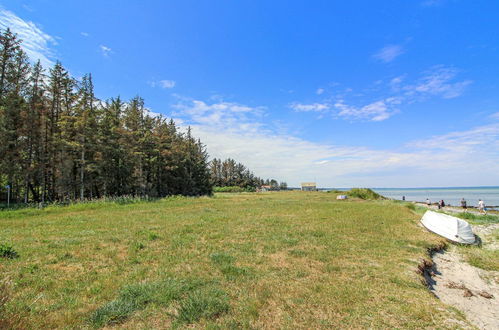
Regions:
[[0, 192, 471, 328]]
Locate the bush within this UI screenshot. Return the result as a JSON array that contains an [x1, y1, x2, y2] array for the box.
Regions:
[[213, 186, 255, 193], [0, 244, 19, 259], [347, 188, 384, 200]]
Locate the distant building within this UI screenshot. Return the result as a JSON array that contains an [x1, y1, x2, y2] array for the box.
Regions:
[[259, 185, 272, 192], [301, 182, 317, 191]]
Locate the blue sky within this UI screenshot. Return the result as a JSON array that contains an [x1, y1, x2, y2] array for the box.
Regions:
[[1, 0, 499, 187]]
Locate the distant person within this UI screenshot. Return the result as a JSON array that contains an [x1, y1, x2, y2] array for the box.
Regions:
[[478, 199, 486, 214], [438, 200, 444, 209], [426, 198, 431, 206], [402, 196, 405, 201], [460, 198, 467, 212], [441, 200, 445, 207]]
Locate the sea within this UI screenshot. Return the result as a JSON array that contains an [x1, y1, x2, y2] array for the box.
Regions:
[[316, 186, 499, 207], [372, 187, 499, 207]]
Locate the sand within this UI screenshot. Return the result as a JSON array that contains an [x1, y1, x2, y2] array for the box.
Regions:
[[426, 224, 499, 330]]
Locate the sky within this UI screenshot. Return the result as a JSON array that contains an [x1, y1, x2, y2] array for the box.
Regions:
[[1, 0, 498, 188]]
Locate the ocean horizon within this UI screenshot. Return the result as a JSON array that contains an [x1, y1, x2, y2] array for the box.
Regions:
[[303, 186, 499, 207]]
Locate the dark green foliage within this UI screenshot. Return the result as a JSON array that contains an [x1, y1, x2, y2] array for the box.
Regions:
[[213, 186, 255, 193], [0, 28, 212, 204], [177, 287, 230, 323], [210, 158, 285, 191], [0, 243, 18, 259], [347, 188, 385, 200]]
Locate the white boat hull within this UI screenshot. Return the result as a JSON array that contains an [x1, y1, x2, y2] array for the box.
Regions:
[[421, 211, 476, 244]]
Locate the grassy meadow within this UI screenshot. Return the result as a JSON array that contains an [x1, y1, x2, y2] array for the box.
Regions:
[[0, 191, 471, 328]]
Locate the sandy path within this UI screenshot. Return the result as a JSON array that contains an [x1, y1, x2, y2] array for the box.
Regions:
[[427, 224, 499, 329]]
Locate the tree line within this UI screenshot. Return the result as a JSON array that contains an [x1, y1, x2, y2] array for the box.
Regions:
[[209, 158, 287, 191], [0, 28, 212, 204]]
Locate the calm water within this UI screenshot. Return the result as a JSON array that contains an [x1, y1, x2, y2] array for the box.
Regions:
[[371, 187, 499, 207]]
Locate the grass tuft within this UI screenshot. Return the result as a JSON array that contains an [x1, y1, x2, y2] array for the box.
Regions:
[[0, 243, 19, 259], [177, 287, 230, 323], [89, 278, 206, 327], [89, 299, 136, 327]]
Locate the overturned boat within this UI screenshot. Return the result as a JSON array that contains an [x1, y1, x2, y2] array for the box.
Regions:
[[420, 210, 476, 244]]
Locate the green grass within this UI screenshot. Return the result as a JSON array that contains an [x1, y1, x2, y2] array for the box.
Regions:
[[0, 191, 471, 328], [213, 186, 255, 193], [454, 211, 499, 225], [347, 188, 385, 200], [0, 243, 19, 259]]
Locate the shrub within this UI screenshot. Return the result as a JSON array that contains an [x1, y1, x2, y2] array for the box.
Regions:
[[347, 188, 384, 200], [213, 186, 255, 193], [0, 244, 19, 259]]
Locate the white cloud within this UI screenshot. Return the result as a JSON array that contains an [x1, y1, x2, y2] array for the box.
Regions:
[[0, 7, 57, 67], [290, 102, 329, 112], [404, 66, 472, 99], [292, 66, 471, 122], [159, 80, 176, 89], [176, 98, 499, 187], [81, 32, 89, 37], [373, 45, 404, 63], [335, 97, 402, 122], [490, 112, 499, 120], [22, 4, 34, 12], [100, 45, 112, 57], [390, 75, 405, 88], [173, 99, 265, 133], [316, 88, 325, 95]]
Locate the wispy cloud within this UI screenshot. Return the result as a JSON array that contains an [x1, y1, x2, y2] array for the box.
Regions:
[[0, 7, 57, 67], [99, 45, 112, 57], [335, 97, 402, 122], [490, 112, 499, 120], [316, 88, 325, 95], [291, 66, 471, 122], [373, 45, 404, 63], [22, 4, 34, 12], [148, 79, 177, 89], [81, 32, 89, 37], [159, 80, 176, 89], [403, 66, 472, 99], [291, 102, 329, 112]]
